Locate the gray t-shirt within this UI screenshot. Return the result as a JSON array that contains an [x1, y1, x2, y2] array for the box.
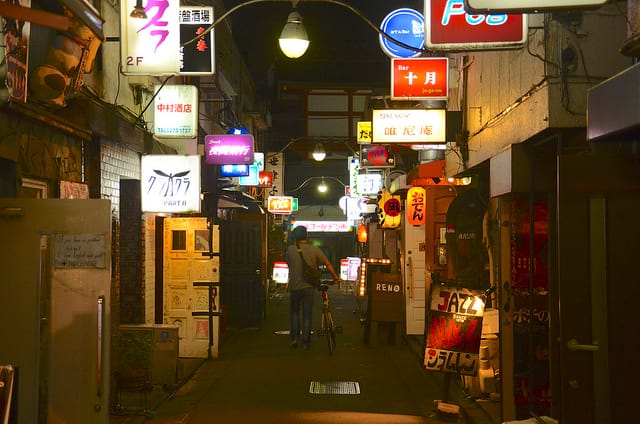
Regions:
[[285, 242, 328, 291]]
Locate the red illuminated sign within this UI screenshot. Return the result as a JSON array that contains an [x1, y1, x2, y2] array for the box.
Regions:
[[425, 0, 527, 51], [258, 171, 273, 188], [391, 58, 448, 100]]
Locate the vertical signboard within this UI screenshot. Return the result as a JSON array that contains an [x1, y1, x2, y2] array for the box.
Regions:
[[154, 85, 198, 138], [265, 152, 284, 201], [424, 284, 485, 375], [141, 155, 201, 213], [121, 0, 181, 75], [179, 6, 215, 75], [407, 186, 427, 226]]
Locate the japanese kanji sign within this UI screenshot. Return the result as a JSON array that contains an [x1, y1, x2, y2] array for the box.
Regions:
[[372, 109, 446, 143], [205, 134, 254, 165], [154, 85, 198, 138], [406, 186, 427, 226], [179, 6, 215, 75], [391, 58, 449, 100]]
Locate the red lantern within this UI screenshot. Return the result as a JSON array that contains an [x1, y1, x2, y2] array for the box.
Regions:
[[357, 223, 368, 243]]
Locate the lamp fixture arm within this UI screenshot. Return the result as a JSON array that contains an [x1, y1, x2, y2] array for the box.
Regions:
[[182, 0, 428, 54], [286, 175, 346, 194]]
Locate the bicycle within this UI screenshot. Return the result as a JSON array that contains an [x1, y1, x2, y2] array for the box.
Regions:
[[318, 279, 340, 354]]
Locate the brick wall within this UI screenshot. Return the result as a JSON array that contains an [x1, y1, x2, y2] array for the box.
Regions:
[[100, 139, 142, 324]]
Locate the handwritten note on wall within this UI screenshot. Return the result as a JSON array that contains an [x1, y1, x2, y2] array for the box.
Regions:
[[54, 234, 106, 269]]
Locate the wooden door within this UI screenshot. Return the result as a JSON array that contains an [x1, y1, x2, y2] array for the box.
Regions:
[[163, 217, 220, 358], [556, 155, 640, 423]]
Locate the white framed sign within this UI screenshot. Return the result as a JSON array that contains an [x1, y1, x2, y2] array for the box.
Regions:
[[154, 85, 198, 138], [141, 155, 201, 213], [372, 109, 446, 143], [120, 0, 181, 75]]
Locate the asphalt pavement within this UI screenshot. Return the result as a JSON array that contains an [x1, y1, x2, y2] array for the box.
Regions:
[[111, 283, 498, 424]]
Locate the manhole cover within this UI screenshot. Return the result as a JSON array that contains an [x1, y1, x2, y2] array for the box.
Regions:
[[309, 381, 360, 395]]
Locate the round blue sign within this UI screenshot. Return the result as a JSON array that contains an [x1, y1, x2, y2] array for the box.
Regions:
[[379, 8, 425, 59]]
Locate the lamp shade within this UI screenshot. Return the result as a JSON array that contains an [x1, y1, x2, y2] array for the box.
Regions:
[[279, 11, 309, 58], [312, 143, 326, 161]]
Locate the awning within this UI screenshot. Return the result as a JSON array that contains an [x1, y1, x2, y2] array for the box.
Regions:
[[406, 160, 446, 186], [218, 190, 265, 214]]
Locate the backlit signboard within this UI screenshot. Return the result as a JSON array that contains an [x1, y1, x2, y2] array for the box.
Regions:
[[272, 261, 289, 284], [391, 58, 449, 100], [205, 134, 254, 165], [154, 85, 198, 138], [267, 196, 294, 214], [372, 109, 446, 143], [425, 0, 527, 51], [379, 8, 425, 58], [141, 155, 201, 213], [292, 221, 354, 232], [238, 165, 259, 186], [179, 6, 215, 75], [360, 145, 395, 168], [356, 173, 383, 195], [357, 121, 372, 143], [121, 0, 180, 75], [219, 164, 249, 177], [465, 0, 607, 13], [258, 171, 273, 188]]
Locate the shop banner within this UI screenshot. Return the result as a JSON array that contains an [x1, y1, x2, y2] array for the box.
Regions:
[[424, 283, 485, 375]]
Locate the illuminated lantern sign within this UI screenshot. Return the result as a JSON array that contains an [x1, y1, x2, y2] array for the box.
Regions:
[[121, 0, 180, 75], [378, 190, 402, 228], [425, 0, 527, 51], [154, 85, 198, 138], [372, 109, 446, 144], [205, 134, 254, 165], [391, 58, 449, 100], [179, 6, 215, 75], [407, 186, 427, 226], [360, 145, 394, 168], [141, 155, 201, 213], [267, 196, 294, 214]]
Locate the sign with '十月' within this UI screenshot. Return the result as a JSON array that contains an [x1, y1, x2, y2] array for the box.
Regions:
[[391, 58, 448, 100]]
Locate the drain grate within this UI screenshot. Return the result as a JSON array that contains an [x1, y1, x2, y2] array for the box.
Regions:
[[309, 381, 361, 395]]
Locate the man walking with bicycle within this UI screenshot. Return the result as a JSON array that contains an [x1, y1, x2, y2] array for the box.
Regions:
[[286, 226, 339, 351]]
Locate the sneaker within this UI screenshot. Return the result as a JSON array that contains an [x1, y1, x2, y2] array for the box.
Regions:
[[290, 339, 299, 348]]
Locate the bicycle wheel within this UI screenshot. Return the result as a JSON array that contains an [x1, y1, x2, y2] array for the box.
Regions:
[[323, 310, 336, 354]]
